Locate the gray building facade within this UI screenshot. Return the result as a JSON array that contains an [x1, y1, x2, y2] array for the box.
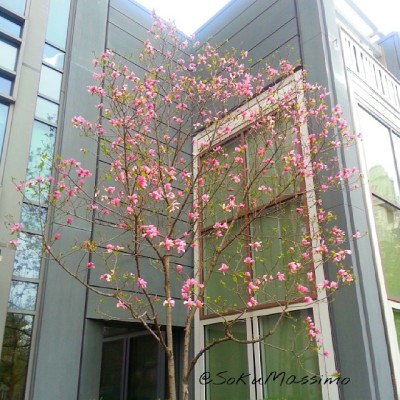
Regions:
[[0, 0, 399, 399]]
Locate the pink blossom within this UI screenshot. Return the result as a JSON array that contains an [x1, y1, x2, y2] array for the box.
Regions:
[[138, 175, 147, 188], [304, 296, 313, 304], [176, 264, 183, 273], [100, 273, 112, 282], [9, 239, 20, 248], [54, 233, 61, 240], [160, 237, 174, 251], [66, 217, 73, 224], [201, 194, 210, 203], [218, 263, 229, 275], [244, 257, 254, 265], [247, 297, 258, 307], [249, 241, 262, 251], [116, 299, 127, 309], [276, 272, 285, 281], [353, 230, 361, 239], [87, 262, 95, 269], [9, 223, 23, 234], [297, 284, 309, 293], [163, 297, 175, 307], [288, 262, 301, 273], [137, 277, 147, 289]]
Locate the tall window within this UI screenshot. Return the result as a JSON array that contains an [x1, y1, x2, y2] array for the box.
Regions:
[[358, 106, 400, 348]]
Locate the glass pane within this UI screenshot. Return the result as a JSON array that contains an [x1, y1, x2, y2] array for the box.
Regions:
[[252, 198, 308, 303], [0, 13, 22, 37], [0, 313, 33, 400], [203, 221, 248, 313], [35, 97, 58, 124], [394, 309, 400, 350], [127, 335, 163, 400], [43, 44, 64, 69], [0, 38, 18, 71], [201, 137, 242, 228], [0, 74, 13, 95], [205, 321, 249, 400], [21, 203, 47, 232], [45, 0, 71, 49], [358, 107, 400, 204], [13, 233, 42, 279], [259, 310, 322, 400], [38, 65, 62, 101], [99, 340, 124, 400], [393, 133, 400, 179], [0, 102, 9, 157], [8, 281, 38, 310], [25, 121, 56, 203], [0, 0, 26, 15], [246, 118, 300, 207], [372, 196, 400, 299]]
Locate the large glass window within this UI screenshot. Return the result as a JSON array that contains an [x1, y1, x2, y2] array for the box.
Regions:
[[259, 310, 322, 400], [38, 65, 62, 101], [0, 12, 22, 37], [43, 44, 64, 70], [0, 313, 33, 400], [45, 0, 71, 49], [0, 38, 18, 71], [13, 233, 42, 279], [35, 97, 58, 125], [8, 281, 38, 311], [205, 321, 249, 400], [0, 74, 12, 95], [0, 0, 26, 15]]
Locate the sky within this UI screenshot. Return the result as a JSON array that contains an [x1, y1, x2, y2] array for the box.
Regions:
[[136, 0, 399, 37]]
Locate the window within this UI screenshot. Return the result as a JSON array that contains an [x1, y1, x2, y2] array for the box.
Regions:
[[43, 43, 64, 70], [0, 37, 18, 71], [0, 313, 33, 400], [0, 0, 26, 15], [99, 331, 166, 400], [35, 97, 59, 124], [45, 0, 71, 49], [0, 73, 13, 95], [38, 65, 62, 101], [358, 106, 400, 301], [0, 12, 22, 37], [200, 120, 308, 315]]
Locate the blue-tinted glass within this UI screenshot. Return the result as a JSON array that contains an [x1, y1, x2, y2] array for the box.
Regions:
[[25, 121, 56, 203], [46, 0, 71, 49], [0, 38, 18, 71], [13, 232, 42, 278], [21, 203, 47, 232], [0, 74, 12, 95], [8, 281, 38, 310], [0, 13, 22, 37], [0, 313, 33, 399], [43, 43, 64, 69], [38, 65, 62, 101], [0, 0, 26, 15], [0, 102, 9, 158], [35, 97, 58, 125]]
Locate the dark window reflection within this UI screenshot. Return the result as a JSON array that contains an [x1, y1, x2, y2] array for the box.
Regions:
[[0, 74, 13, 95], [0, 13, 22, 37], [21, 204, 47, 232], [0, 313, 33, 400]]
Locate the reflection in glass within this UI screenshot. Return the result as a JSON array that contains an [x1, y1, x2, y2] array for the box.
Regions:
[[394, 310, 400, 350], [0, 38, 18, 71], [99, 340, 124, 400], [25, 121, 56, 203], [21, 203, 47, 232], [38, 65, 62, 101], [252, 198, 307, 303], [127, 335, 163, 400], [358, 107, 400, 204], [13, 233, 42, 279], [205, 321, 249, 400], [0, 313, 33, 400], [0, 0, 26, 15], [8, 281, 37, 310], [0, 13, 22, 37], [372, 196, 400, 299], [203, 221, 247, 313], [0, 102, 9, 158], [45, 0, 71, 49], [43, 44, 64, 69], [35, 97, 58, 124], [259, 309, 322, 400], [0, 74, 13, 95]]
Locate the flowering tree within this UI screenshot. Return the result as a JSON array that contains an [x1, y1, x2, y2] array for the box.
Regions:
[[9, 17, 360, 400]]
